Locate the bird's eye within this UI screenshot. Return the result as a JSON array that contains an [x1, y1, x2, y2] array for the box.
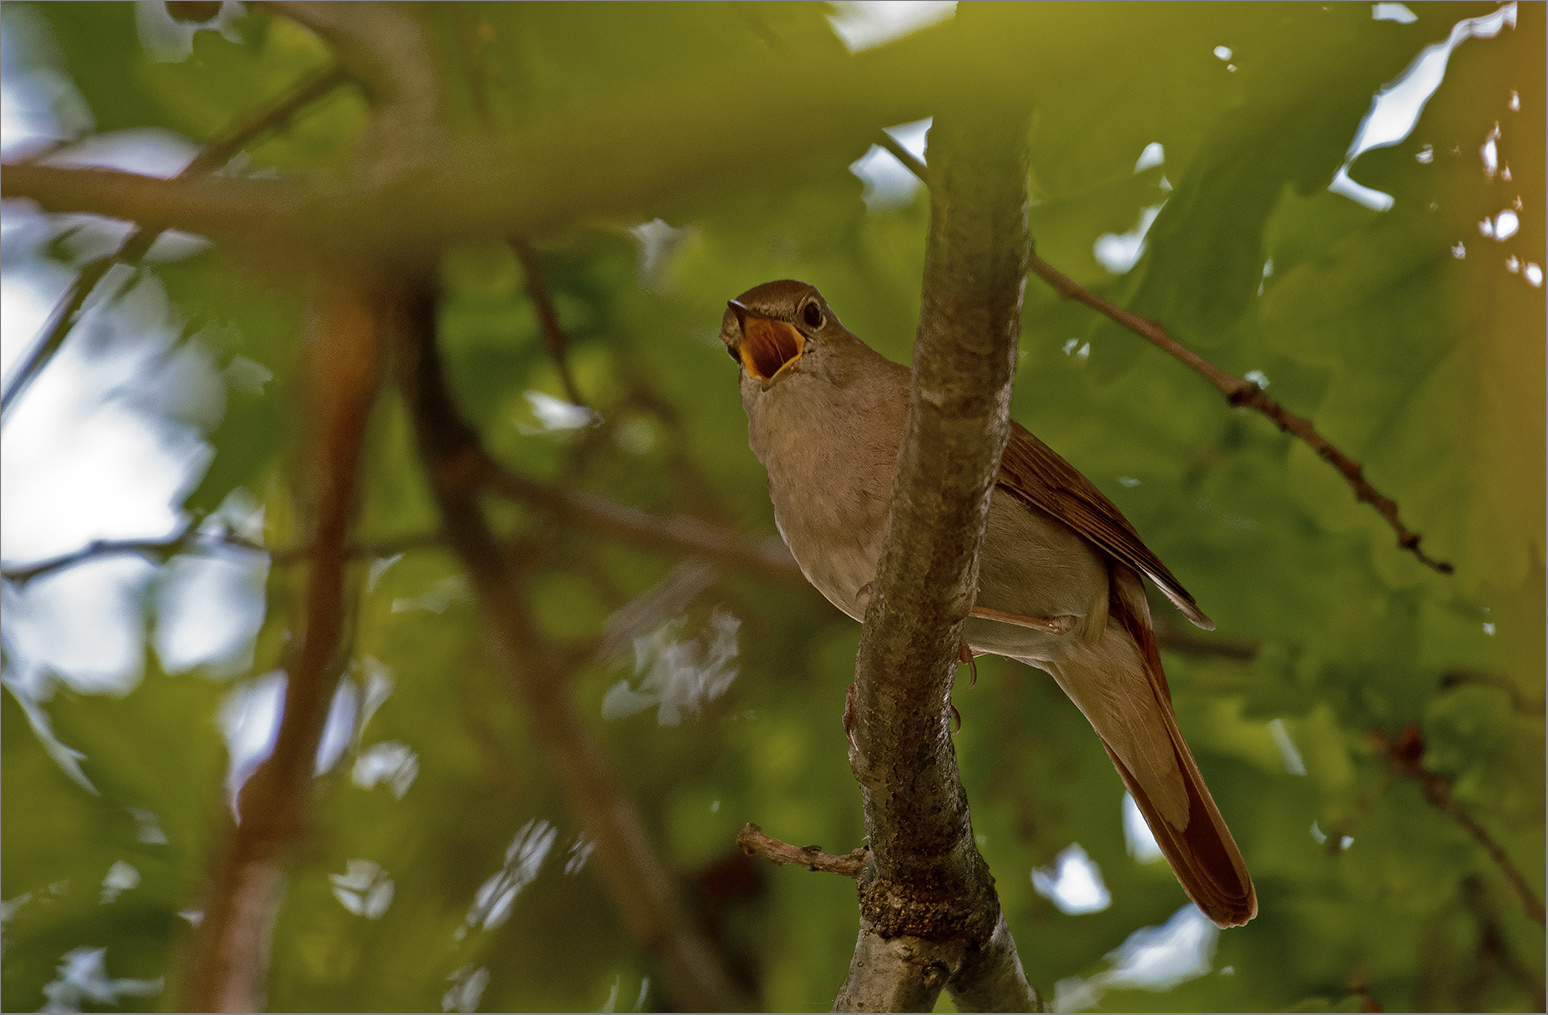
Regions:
[[802, 301, 823, 329], [726, 344, 740, 364]]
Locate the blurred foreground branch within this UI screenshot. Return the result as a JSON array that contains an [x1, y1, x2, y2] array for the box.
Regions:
[[877, 132, 1453, 577], [0, 63, 347, 425], [184, 271, 384, 1012], [833, 103, 1041, 1013], [393, 277, 756, 1013]]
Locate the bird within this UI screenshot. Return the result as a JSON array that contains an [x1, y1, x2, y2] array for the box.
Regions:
[[719, 278, 1256, 928]]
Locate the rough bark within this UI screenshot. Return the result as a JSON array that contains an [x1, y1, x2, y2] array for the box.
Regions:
[[833, 97, 1040, 1012]]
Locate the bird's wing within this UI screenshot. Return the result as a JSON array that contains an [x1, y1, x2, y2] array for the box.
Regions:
[[997, 419, 1213, 630]]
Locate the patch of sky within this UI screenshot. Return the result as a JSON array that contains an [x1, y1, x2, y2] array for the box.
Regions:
[[218, 671, 286, 818], [1031, 843, 1111, 915], [827, 1, 956, 53], [850, 117, 931, 211], [1332, 3, 1518, 211], [601, 607, 741, 725], [458, 819, 558, 938], [1053, 905, 1220, 1011], [1122, 793, 1164, 863]]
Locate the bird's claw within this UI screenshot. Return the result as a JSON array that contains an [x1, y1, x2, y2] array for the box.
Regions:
[[843, 683, 858, 752], [958, 640, 978, 688]]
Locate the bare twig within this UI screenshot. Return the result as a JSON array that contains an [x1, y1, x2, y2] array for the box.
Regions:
[[1458, 875, 1548, 1011], [878, 129, 1454, 577], [1027, 254, 1452, 574], [737, 823, 869, 877], [478, 457, 804, 586], [0, 528, 440, 585], [184, 270, 384, 1012], [876, 130, 930, 186], [0, 63, 347, 424], [512, 240, 586, 406], [835, 99, 1041, 1013], [1375, 726, 1545, 929], [1, 523, 209, 585], [393, 278, 755, 1013], [1439, 670, 1547, 717]]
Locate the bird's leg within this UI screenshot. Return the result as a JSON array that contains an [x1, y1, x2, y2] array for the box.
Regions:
[[970, 605, 1076, 635]]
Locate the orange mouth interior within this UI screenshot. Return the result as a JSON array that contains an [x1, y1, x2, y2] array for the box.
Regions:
[[740, 317, 805, 381]]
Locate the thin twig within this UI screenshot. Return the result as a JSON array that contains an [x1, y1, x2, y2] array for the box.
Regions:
[[1028, 254, 1452, 574], [1458, 875, 1548, 1011], [1376, 727, 1545, 929], [0, 64, 348, 425], [1, 523, 209, 585], [877, 130, 1454, 577], [0, 528, 441, 585], [1438, 670, 1546, 717], [478, 455, 805, 585], [512, 240, 586, 406], [737, 823, 868, 877]]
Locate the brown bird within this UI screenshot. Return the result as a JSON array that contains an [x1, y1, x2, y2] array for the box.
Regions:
[[720, 279, 1256, 928]]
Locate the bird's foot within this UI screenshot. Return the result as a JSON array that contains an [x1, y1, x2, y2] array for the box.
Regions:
[[949, 702, 962, 735]]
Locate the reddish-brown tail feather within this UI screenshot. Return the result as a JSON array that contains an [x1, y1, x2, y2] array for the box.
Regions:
[[1108, 571, 1257, 928]]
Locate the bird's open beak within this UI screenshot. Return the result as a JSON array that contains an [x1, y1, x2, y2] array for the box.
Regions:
[[728, 300, 805, 383]]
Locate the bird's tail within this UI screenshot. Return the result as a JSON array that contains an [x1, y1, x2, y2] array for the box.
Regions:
[[1040, 566, 1256, 928]]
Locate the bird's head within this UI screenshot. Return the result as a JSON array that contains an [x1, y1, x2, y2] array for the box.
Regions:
[[719, 279, 845, 390]]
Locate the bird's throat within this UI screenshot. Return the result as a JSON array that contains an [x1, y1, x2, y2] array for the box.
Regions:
[[740, 317, 805, 383]]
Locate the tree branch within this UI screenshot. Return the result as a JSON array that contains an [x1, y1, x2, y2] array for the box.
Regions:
[[1375, 726, 1545, 929], [737, 823, 868, 877], [183, 270, 384, 1012], [1438, 670, 1547, 717], [1026, 255, 1453, 574], [1, 523, 209, 586], [0, 63, 348, 424], [835, 97, 1041, 1012], [0, 528, 444, 585], [392, 277, 755, 1013], [876, 130, 1453, 577], [512, 240, 586, 407]]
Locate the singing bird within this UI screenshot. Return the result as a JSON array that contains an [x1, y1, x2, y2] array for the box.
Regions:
[[720, 279, 1255, 928]]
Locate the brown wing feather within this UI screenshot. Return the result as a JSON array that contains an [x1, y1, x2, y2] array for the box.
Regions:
[[997, 420, 1213, 630]]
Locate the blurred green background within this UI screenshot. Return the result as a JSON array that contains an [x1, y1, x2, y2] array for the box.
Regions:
[[1, 2, 1542, 1011]]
